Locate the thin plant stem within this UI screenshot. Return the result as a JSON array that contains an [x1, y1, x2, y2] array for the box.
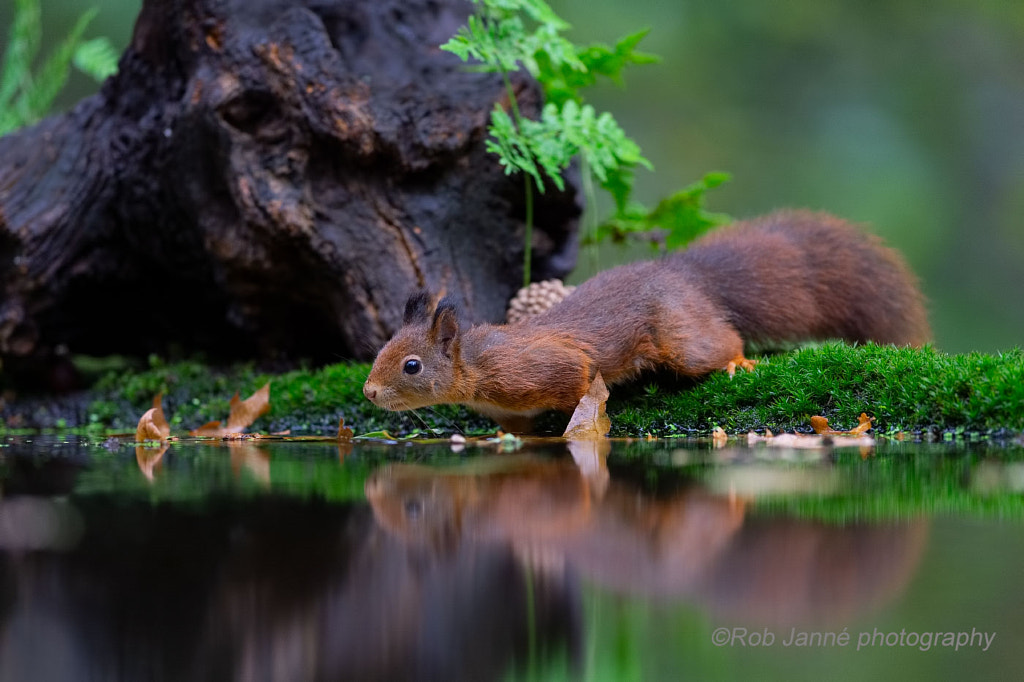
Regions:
[[500, 71, 524, 125], [579, 155, 600, 276], [499, 69, 535, 287]]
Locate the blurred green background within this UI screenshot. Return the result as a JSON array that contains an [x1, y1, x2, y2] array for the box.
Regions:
[[2, 0, 1022, 353]]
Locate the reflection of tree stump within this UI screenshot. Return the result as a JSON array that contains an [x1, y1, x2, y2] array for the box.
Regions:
[[0, 0, 581, 366]]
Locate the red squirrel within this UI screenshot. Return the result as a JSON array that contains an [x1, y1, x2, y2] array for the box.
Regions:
[[363, 210, 929, 432]]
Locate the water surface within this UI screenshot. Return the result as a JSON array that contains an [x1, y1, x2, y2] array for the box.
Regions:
[[1, 434, 1021, 680]]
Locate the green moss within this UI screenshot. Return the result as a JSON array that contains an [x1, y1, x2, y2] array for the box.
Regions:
[[39, 342, 1024, 437], [608, 343, 1024, 437], [85, 355, 495, 436]]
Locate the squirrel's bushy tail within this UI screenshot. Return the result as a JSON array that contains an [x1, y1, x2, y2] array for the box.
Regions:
[[682, 210, 930, 347]]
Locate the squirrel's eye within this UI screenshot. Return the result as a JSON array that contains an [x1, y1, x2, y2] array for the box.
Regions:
[[403, 358, 422, 375]]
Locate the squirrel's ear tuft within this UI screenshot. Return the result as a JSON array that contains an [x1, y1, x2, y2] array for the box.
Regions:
[[431, 297, 462, 356], [403, 290, 432, 325]]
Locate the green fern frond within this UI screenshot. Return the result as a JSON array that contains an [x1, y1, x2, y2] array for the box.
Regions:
[[73, 37, 119, 82], [0, 0, 118, 137], [23, 8, 98, 119], [0, 0, 43, 124], [446, 0, 725, 262]]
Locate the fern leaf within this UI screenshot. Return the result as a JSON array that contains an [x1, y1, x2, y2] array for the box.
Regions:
[[73, 37, 119, 81], [0, 0, 42, 115], [21, 8, 97, 125]]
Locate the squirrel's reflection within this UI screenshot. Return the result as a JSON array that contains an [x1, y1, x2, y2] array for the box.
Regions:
[[0, 445, 928, 681], [366, 447, 927, 627]]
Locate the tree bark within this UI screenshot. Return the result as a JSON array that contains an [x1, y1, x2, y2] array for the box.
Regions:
[[0, 0, 581, 367]]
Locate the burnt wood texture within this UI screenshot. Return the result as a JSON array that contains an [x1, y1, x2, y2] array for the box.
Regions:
[[0, 0, 581, 367]]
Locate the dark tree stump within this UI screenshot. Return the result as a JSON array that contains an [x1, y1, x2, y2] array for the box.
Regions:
[[0, 0, 581, 368]]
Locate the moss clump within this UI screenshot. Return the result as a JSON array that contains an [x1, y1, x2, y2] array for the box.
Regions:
[[608, 342, 1024, 436], [84, 356, 493, 436], [7, 342, 1020, 437]]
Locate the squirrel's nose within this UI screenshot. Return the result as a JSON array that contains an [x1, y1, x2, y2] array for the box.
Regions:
[[363, 382, 378, 401]]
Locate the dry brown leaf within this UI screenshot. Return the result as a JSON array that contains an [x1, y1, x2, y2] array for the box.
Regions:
[[809, 416, 831, 434], [810, 413, 874, 436], [226, 382, 271, 431], [189, 420, 224, 437], [222, 432, 264, 441], [337, 417, 354, 441], [851, 413, 874, 434], [563, 372, 611, 440], [745, 425, 874, 450], [136, 394, 170, 442], [189, 382, 271, 437]]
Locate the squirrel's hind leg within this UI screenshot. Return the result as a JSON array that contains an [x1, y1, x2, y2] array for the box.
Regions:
[[725, 355, 758, 378], [655, 313, 750, 379]]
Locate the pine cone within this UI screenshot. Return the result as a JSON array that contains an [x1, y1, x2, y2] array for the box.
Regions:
[[506, 279, 577, 323]]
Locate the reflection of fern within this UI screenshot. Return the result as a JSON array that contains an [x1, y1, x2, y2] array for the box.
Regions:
[[0, 0, 119, 136]]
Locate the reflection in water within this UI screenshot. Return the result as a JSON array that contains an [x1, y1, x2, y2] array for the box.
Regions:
[[0, 498, 580, 681], [0, 438, 931, 680], [366, 450, 928, 627], [136, 444, 168, 481]]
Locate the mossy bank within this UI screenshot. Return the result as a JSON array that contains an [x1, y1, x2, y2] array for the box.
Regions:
[[2, 342, 1023, 438]]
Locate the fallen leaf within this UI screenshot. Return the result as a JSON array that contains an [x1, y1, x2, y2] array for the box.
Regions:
[[744, 427, 874, 450], [226, 382, 271, 431], [190, 419, 224, 437], [810, 413, 874, 436], [809, 416, 831, 434], [189, 382, 271, 437], [563, 372, 611, 440], [222, 432, 264, 441], [851, 413, 874, 434], [337, 417, 354, 441], [136, 394, 170, 442]]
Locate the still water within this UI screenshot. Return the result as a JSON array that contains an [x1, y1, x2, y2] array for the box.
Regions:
[[1, 434, 1022, 681]]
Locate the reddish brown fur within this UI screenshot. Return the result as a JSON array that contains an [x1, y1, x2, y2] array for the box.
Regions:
[[364, 210, 929, 432]]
